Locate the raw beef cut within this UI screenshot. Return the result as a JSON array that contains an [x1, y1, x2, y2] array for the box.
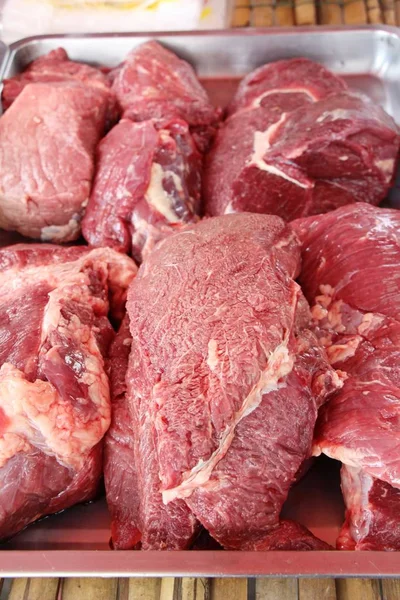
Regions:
[[104, 315, 141, 550], [82, 118, 202, 262], [0, 243, 136, 540], [1, 48, 118, 125], [227, 58, 347, 116], [110, 41, 220, 152], [204, 59, 399, 220], [0, 82, 108, 242], [338, 466, 400, 551], [293, 203, 400, 550], [106, 212, 341, 550]]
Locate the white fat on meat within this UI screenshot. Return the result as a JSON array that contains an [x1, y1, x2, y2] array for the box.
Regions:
[[249, 118, 313, 190], [0, 360, 110, 472], [375, 159, 395, 182], [41, 215, 82, 243], [251, 87, 318, 109], [316, 109, 353, 123], [341, 465, 374, 544], [145, 163, 182, 223], [162, 339, 294, 504], [326, 336, 362, 365], [0, 248, 136, 472]]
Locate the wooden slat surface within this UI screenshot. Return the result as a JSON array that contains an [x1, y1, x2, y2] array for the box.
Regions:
[[299, 578, 337, 600], [3, 576, 400, 600], [336, 578, 381, 600], [233, 0, 400, 25]]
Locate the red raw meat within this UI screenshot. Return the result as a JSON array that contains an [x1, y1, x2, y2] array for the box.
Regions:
[[0, 244, 136, 541], [106, 212, 341, 550], [2, 48, 118, 125], [227, 58, 347, 115], [82, 118, 201, 262], [338, 466, 400, 551], [204, 59, 399, 220], [247, 519, 332, 551], [104, 315, 141, 550], [0, 82, 108, 242], [110, 41, 220, 152], [293, 204, 400, 550]]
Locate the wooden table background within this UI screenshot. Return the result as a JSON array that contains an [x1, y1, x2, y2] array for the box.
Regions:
[[2, 2, 399, 598], [1, 577, 400, 600], [232, 0, 399, 28]]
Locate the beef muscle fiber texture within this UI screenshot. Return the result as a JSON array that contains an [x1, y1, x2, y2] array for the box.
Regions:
[[0, 82, 108, 243], [204, 58, 399, 220], [105, 212, 341, 550], [293, 204, 400, 550], [82, 118, 202, 263], [110, 40, 220, 152]]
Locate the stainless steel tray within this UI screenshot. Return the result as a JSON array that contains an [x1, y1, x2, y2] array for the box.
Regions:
[[1, 26, 400, 577], [0, 41, 9, 83]]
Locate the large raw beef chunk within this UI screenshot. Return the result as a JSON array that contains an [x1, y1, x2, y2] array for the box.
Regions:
[[82, 118, 202, 262], [293, 204, 400, 550], [110, 41, 220, 152], [204, 59, 399, 220], [2, 48, 110, 108], [0, 244, 136, 540], [0, 82, 108, 242], [105, 212, 341, 550], [1, 48, 118, 126]]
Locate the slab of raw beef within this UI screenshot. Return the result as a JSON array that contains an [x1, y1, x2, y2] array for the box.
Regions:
[[82, 118, 201, 262], [106, 212, 341, 550], [293, 203, 400, 550], [204, 59, 399, 220], [1, 48, 118, 125], [0, 243, 136, 540], [0, 82, 108, 242], [110, 41, 220, 152]]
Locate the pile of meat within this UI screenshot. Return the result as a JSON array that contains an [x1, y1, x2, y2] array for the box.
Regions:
[[293, 204, 400, 551], [0, 40, 400, 553]]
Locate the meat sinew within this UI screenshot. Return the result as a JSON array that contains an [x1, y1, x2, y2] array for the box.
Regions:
[[204, 59, 399, 220], [0, 82, 108, 242], [110, 41, 220, 152], [293, 203, 400, 550], [82, 118, 202, 262], [105, 212, 341, 550], [0, 243, 136, 541]]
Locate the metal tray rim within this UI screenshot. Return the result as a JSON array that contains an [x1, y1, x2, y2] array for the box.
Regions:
[[2, 549, 400, 578], [5, 23, 400, 52]]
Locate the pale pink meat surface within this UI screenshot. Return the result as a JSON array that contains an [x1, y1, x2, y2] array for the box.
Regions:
[[204, 59, 399, 219], [82, 118, 202, 262], [108, 212, 340, 550], [0, 82, 108, 243], [2, 48, 118, 125], [0, 243, 136, 540], [293, 204, 400, 550], [110, 41, 220, 152]]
